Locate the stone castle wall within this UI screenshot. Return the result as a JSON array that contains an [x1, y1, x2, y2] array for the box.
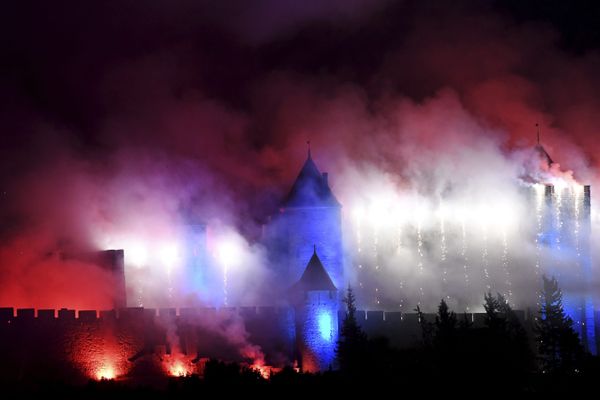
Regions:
[[3, 305, 595, 381], [273, 206, 344, 289]]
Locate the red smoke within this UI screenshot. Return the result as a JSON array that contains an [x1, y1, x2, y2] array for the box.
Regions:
[[0, 233, 116, 310], [1, 1, 600, 309]]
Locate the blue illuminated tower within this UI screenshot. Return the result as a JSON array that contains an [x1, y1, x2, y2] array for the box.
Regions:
[[533, 140, 597, 354], [273, 147, 344, 290], [181, 223, 208, 303], [291, 248, 339, 372]]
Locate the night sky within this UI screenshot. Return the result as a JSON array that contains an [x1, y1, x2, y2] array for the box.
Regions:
[[1, 0, 600, 309]]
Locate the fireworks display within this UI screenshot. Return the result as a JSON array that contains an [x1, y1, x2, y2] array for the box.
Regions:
[[1, 0, 600, 385]]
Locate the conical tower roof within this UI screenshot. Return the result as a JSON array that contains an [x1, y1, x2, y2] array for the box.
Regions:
[[534, 124, 554, 167], [534, 143, 554, 167], [293, 247, 337, 292], [282, 152, 341, 208]]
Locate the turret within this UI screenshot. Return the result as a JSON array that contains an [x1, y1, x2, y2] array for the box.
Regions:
[[269, 147, 344, 290], [530, 133, 596, 354], [291, 247, 339, 372]]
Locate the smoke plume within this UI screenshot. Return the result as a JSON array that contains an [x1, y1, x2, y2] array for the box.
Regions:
[[1, 1, 600, 312]]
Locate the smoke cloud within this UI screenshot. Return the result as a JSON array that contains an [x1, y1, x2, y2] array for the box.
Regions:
[[1, 1, 600, 312]]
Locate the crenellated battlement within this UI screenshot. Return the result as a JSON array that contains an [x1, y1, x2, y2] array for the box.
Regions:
[[0, 306, 294, 323], [1, 304, 598, 382], [1, 305, 539, 343], [0, 306, 544, 331], [1, 306, 531, 321]]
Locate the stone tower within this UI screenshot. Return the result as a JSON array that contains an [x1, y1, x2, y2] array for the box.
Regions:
[[532, 141, 596, 354], [291, 248, 339, 372], [270, 148, 344, 290], [181, 222, 208, 302]]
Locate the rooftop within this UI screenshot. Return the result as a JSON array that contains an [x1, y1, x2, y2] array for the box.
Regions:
[[292, 247, 337, 292], [282, 150, 341, 208]]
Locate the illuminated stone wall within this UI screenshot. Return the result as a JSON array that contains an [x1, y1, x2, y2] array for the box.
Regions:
[[0, 306, 295, 383], [536, 184, 596, 354], [181, 224, 208, 301], [0, 306, 597, 380], [272, 207, 344, 290], [295, 290, 339, 372]]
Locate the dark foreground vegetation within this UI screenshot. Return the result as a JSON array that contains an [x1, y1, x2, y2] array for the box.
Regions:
[[3, 276, 598, 394]]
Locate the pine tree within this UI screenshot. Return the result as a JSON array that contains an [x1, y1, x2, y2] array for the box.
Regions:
[[483, 291, 506, 334], [336, 286, 367, 376], [496, 293, 527, 346], [415, 305, 433, 347], [482, 292, 533, 378], [458, 312, 472, 332], [434, 299, 457, 348], [497, 293, 533, 374], [536, 275, 584, 373]]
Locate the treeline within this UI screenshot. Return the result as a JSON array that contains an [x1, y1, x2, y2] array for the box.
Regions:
[[332, 275, 598, 391], [187, 275, 599, 390], [147, 275, 599, 392]]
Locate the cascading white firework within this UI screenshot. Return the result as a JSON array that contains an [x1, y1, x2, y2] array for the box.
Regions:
[[215, 235, 242, 307], [345, 179, 567, 311]]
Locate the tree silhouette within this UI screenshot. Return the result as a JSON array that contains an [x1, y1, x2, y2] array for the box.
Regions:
[[497, 294, 532, 371], [414, 300, 460, 382], [415, 305, 433, 347], [483, 291, 506, 333], [481, 292, 533, 379], [458, 312, 472, 332], [536, 275, 584, 373], [336, 286, 367, 376], [434, 299, 457, 349]]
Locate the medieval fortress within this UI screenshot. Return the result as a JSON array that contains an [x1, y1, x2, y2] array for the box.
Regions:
[[0, 145, 598, 381]]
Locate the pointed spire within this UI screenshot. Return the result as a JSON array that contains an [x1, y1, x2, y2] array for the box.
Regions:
[[313, 244, 317, 254], [533, 122, 554, 167], [282, 144, 341, 208], [293, 248, 337, 292]]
